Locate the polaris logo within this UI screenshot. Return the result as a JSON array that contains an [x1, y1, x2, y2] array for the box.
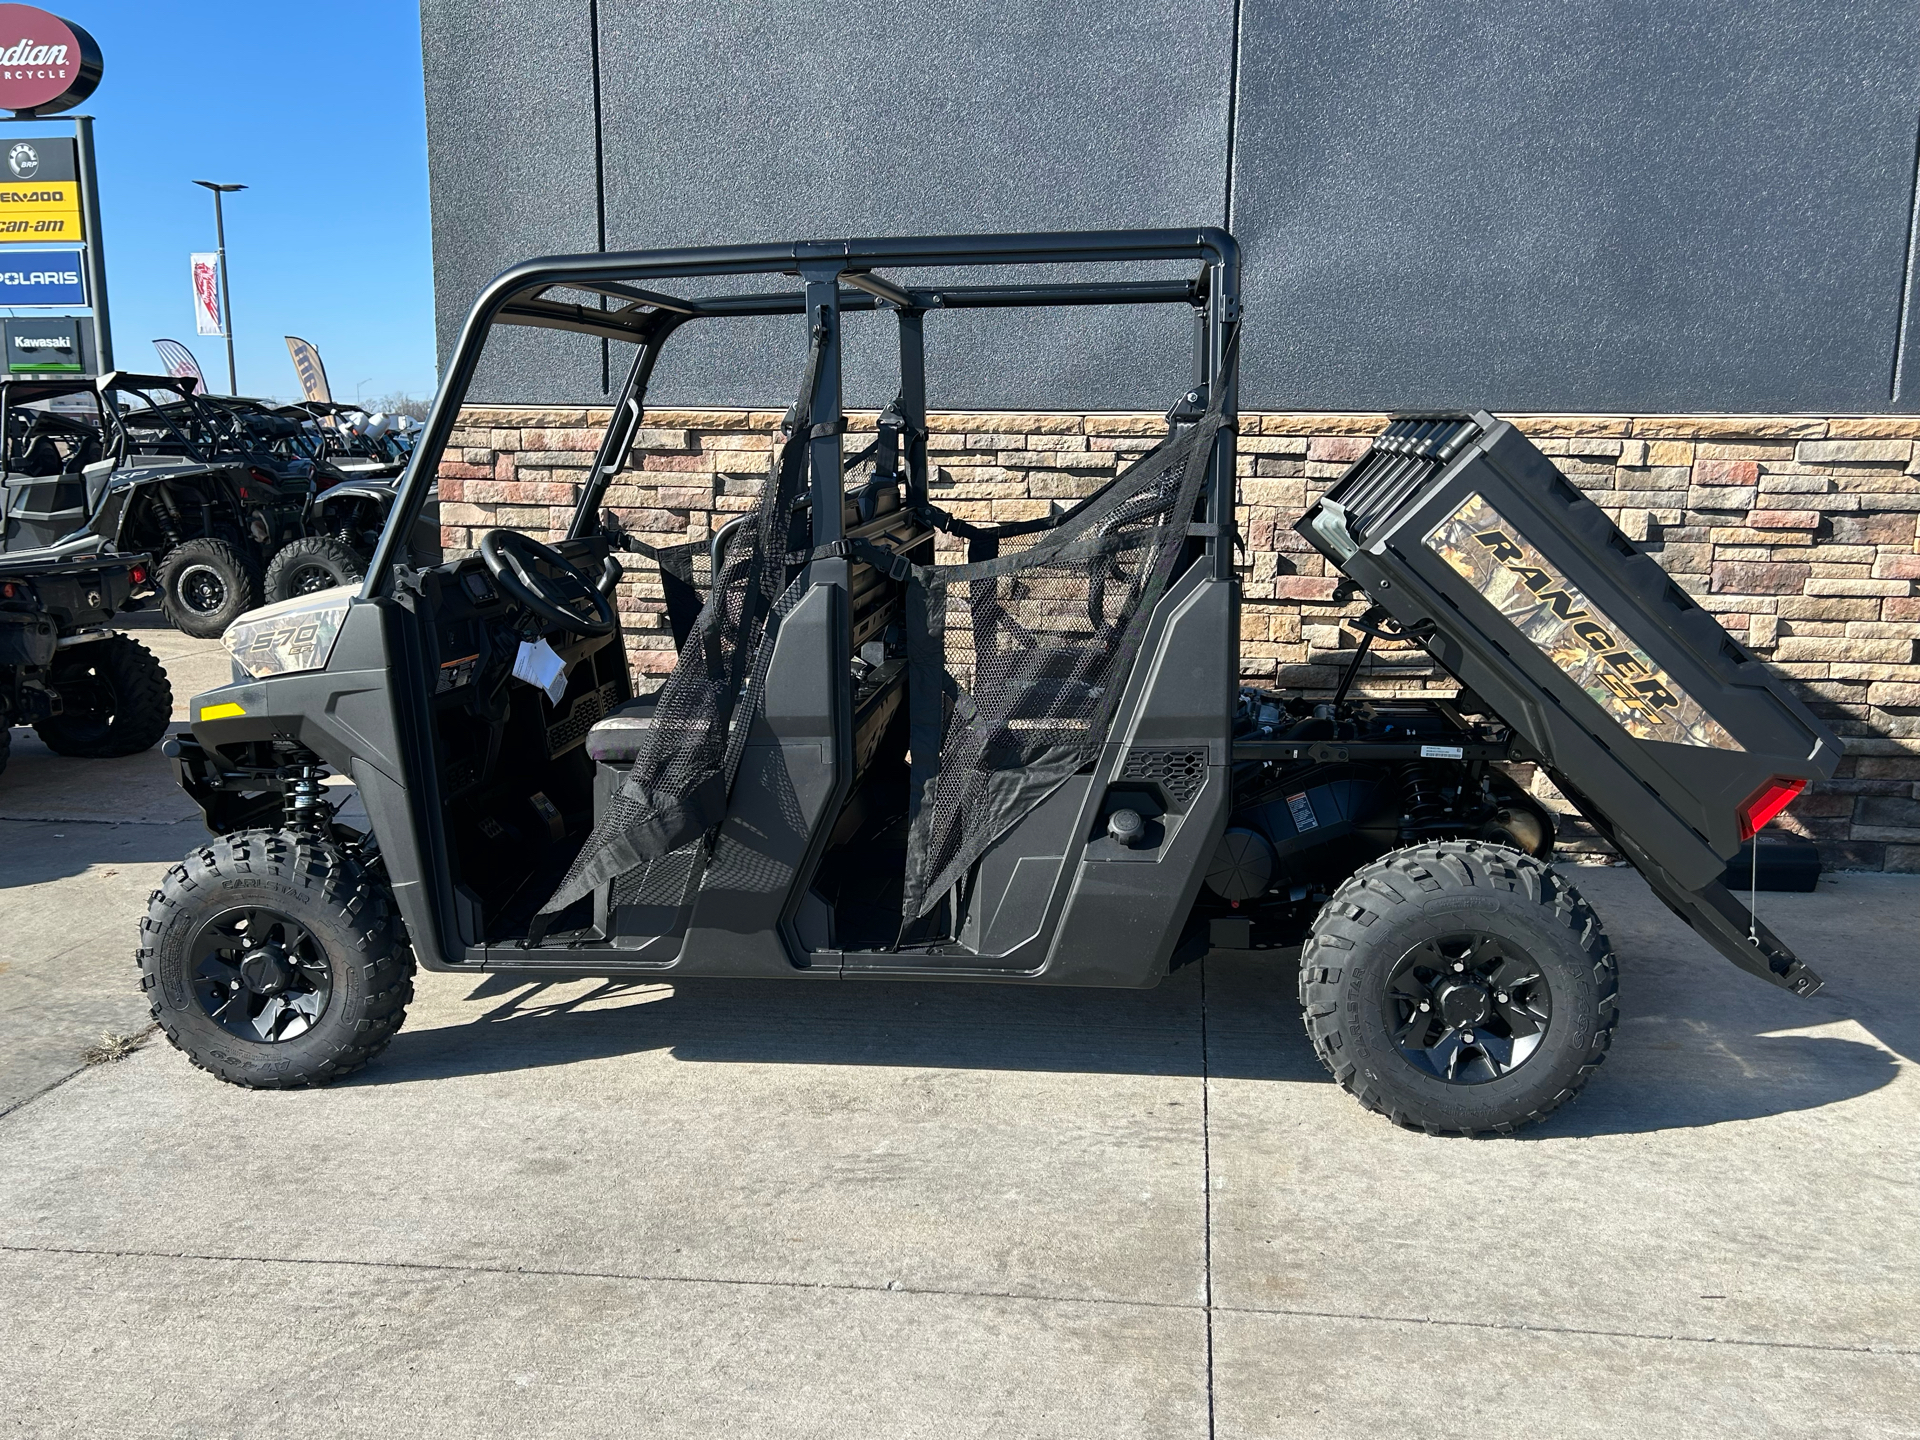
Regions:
[[0, 267, 75, 285]]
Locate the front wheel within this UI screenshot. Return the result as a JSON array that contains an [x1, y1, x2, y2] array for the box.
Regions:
[[1299, 841, 1618, 1136], [33, 634, 173, 757], [137, 831, 415, 1088]]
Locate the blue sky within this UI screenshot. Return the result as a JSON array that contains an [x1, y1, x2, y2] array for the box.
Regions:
[[19, 1, 435, 405]]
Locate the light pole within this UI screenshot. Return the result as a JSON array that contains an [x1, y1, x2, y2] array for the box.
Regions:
[[192, 180, 246, 393]]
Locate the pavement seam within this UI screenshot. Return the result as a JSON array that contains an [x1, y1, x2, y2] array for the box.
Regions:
[[0, 1063, 88, 1122], [1199, 958, 1216, 1440], [3, 1242, 1911, 1359]]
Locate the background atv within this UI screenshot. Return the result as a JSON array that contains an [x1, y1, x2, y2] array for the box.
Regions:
[[144, 230, 1837, 1135], [0, 537, 171, 777], [0, 374, 316, 637], [264, 401, 434, 602]]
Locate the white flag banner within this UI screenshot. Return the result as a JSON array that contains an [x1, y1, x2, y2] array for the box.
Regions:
[[151, 338, 206, 391], [190, 252, 222, 337]]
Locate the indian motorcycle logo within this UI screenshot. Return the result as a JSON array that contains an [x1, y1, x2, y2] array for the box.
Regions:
[[1424, 493, 1741, 750]]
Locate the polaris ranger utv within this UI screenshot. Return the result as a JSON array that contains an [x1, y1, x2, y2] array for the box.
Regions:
[[142, 230, 1838, 1135]]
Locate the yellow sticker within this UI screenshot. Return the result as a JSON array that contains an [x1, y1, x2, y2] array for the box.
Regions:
[[198, 701, 246, 721], [1424, 493, 1742, 751]]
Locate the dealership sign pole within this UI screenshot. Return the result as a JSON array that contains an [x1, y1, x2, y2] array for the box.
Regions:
[[0, 4, 106, 372]]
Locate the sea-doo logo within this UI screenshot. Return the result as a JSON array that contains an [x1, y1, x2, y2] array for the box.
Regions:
[[7, 141, 37, 178], [1423, 492, 1741, 751]]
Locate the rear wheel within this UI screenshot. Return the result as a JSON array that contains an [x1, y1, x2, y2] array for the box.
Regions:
[[137, 830, 414, 1088], [1299, 840, 1617, 1135], [263, 535, 366, 603], [32, 634, 173, 757], [159, 536, 262, 638]]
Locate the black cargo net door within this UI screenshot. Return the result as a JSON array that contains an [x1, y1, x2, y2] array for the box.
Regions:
[[534, 329, 829, 927], [900, 402, 1224, 923]]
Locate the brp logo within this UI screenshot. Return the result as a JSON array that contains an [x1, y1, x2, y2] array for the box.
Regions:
[[7, 141, 36, 178]]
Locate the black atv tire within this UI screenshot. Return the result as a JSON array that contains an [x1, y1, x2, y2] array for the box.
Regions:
[[32, 634, 173, 758], [159, 536, 263, 638], [137, 830, 415, 1088], [1299, 840, 1618, 1136], [263, 535, 367, 603]]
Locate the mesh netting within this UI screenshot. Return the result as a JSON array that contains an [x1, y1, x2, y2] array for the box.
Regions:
[[899, 407, 1223, 921], [536, 339, 823, 922]]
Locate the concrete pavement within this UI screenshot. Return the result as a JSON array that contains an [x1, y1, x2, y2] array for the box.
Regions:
[[0, 711, 1915, 1436]]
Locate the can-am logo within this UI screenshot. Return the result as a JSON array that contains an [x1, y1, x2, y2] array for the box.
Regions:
[[0, 7, 101, 115], [7, 140, 36, 176]]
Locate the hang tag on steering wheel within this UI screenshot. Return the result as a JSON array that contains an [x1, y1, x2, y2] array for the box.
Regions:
[[513, 637, 570, 704]]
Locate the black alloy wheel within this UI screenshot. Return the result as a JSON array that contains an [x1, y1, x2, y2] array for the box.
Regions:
[[190, 906, 334, 1043], [263, 535, 367, 604], [1385, 933, 1551, 1084], [286, 562, 335, 595], [178, 562, 227, 615]]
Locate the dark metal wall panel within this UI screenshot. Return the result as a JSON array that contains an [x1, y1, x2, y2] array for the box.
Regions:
[[424, 0, 1920, 414], [596, 0, 1235, 410], [429, 0, 1236, 411], [1231, 1, 1920, 413], [421, 0, 606, 405]]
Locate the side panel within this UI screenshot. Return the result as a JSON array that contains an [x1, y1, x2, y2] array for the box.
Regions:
[[845, 570, 1234, 987], [671, 580, 847, 978], [1037, 576, 1234, 987]]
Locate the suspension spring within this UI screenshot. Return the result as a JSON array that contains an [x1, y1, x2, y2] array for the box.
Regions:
[[1396, 760, 1448, 837], [284, 765, 330, 835]]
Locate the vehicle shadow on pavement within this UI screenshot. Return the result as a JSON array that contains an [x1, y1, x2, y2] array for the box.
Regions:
[[0, 815, 201, 889], [363, 946, 1902, 1137]]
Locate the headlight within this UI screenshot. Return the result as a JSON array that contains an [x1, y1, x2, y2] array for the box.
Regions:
[[223, 585, 354, 678]]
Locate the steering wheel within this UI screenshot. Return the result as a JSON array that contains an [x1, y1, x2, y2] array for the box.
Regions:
[[478, 529, 616, 638]]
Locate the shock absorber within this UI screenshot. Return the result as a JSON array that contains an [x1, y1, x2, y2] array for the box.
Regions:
[[1396, 761, 1448, 840], [283, 765, 330, 835]]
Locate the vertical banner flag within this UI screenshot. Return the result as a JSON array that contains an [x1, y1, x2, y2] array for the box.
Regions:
[[190, 252, 222, 336], [151, 338, 206, 392], [284, 335, 332, 404]]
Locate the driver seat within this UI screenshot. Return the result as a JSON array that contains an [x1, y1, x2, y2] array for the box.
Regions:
[[584, 693, 658, 767]]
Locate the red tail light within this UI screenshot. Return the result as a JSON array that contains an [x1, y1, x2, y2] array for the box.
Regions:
[[130, 564, 148, 584], [1738, 776, 1805, 840]]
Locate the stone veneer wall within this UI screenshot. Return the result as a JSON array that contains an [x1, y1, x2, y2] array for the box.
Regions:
[[439, 408, 1920, 872]]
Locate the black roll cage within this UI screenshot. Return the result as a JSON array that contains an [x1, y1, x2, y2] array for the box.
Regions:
[[367, 229, 1242, 594]]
